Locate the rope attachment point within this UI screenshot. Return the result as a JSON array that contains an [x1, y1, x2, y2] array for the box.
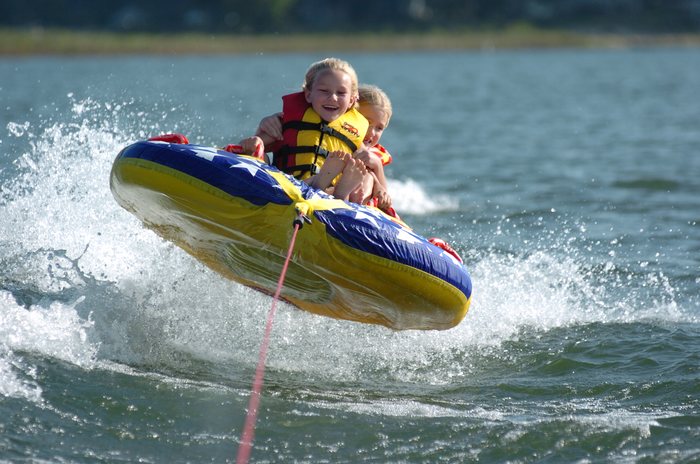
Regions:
[[293, 202, 312, 229]]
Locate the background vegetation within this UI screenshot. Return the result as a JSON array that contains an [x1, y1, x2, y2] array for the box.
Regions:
[[2, 0, 699, 54], [4, 0, 700, 33]]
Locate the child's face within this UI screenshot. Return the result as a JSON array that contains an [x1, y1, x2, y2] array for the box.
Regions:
[[359, 103, 389, 148], [304, 70, 356, 122]]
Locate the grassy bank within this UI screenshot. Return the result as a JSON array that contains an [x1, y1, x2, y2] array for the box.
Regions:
[[2, 26, 700, 55]]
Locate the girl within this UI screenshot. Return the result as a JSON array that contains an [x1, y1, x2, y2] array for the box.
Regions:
[[351, 84, 394, 212], [240, 57, 369, 200], [253, 83, 395, 209], [309, 84, 395, 213]]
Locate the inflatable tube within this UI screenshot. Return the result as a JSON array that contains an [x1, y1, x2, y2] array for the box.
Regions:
[[110, 141, 472, 330]]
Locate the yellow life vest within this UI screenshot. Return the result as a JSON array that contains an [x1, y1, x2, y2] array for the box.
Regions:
[[273, 92, 368, 180]]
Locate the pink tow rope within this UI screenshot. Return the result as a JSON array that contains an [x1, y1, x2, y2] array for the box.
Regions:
[[236, 211, 309, 463]]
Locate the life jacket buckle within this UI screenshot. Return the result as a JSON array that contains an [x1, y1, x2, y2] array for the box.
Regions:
[[314, 146, 329, 158]]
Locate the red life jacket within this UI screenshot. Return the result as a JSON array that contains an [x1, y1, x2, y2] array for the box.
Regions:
[[369, 143, 392, 166], [272, 92, 368, 180]]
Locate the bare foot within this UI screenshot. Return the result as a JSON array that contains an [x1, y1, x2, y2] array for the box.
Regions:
[[333, 158, 367, 200], [348, 185, 365, 204], [348, 170, 375, 204], [308, 151, 348, 189]]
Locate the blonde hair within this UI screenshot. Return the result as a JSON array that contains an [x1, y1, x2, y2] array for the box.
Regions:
[[303, 57, 359, 100], [359, 84, 393, 123]]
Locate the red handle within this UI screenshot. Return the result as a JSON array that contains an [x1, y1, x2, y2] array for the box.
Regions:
[[223, 144, 245, 154], [224, 143, 265, 160]]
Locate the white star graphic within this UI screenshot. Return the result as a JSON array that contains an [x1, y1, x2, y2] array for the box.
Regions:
[[395, 229, 421, 245], [230, 159, 260, 177], [353, 210, 380, 229], [193, 147, 218, 162]]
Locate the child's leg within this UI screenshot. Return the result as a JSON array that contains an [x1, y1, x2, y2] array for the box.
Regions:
[[333, 158, 367, 200], [349, 171, 375, 204], [308, 151, 348, 189], [348, 185, 364, 204]]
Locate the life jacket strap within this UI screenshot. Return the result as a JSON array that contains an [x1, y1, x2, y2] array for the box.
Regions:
[[275, 145, 328, 176], [282, 121, 358, 153], [276, 145, 329, 157], [292, 164, 321, 175]]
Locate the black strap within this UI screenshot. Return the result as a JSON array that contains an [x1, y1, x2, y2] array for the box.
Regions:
[[282, 121, 358, 153], [276, 145, 329, 158], [274, 146, 327, 176], [275, 118, 358, 177], [290, 164, 320, 175]]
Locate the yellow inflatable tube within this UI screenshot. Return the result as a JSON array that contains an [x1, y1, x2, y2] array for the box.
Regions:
[[110, 141, 472, 330]]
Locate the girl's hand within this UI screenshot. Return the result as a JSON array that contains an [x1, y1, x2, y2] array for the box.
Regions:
[[256, 112, 283, 140], [239, 136, 264, 156], [374, 183, 392, 211], [354, 148, 381, 171]]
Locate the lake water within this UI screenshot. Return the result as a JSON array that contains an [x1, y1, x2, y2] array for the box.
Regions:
[[1, 48, 699, 462]]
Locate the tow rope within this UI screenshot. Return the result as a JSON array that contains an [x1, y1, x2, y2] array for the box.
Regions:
[[236, 209, 310, 464]]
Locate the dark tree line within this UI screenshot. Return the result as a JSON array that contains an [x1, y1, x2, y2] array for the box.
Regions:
[[2, 0, 699, 33]]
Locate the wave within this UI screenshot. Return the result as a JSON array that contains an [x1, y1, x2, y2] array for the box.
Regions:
[[388, 178, 459, 215], [0, 97, 694, 401]]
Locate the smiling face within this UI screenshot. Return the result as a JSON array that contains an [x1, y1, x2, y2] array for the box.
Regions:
[[359, 103, 389, 148], [304, 69, 357, 123]]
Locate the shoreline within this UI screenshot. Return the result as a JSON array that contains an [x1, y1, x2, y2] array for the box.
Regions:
[[2, 27, 700, 55]]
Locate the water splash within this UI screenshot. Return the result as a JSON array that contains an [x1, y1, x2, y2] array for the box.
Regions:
[[388, 178, 458, 215], [6, 121, 31, 137], [0, 350, 43, 404], [0, 289, 95, 403], [0, 96, 690, 393]]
